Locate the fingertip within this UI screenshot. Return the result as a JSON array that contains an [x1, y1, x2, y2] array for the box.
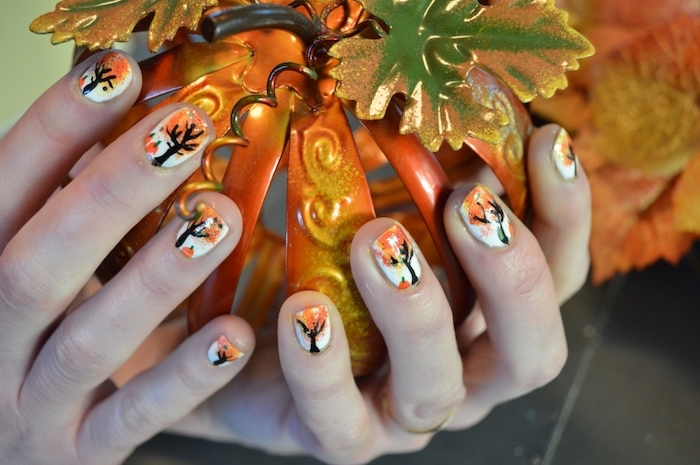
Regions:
[[444, 183, 556, 308], [527, 125, 592, 301], [528, 124, 592, 220], [277, 292, 372, 458]]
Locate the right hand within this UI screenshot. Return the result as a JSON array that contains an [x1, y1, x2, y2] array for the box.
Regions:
[[0, 50, 255, 465]]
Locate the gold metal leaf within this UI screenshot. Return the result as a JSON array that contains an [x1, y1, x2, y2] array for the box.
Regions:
[[30, 0, 219, 52]]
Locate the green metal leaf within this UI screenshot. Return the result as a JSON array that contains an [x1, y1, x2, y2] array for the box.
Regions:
[[330, 0, 594, 151]]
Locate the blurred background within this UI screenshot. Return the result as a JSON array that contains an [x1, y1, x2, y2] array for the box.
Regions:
[[0, 0, 72, 133], [2, 1, 700, 464]]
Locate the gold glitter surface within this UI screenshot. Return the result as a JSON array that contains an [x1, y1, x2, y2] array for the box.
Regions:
[[287, 96, 385, 376]]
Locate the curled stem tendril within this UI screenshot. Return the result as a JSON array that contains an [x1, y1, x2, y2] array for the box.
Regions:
[[174, 136, 248, 221], [230, 62, 318, 139], [175, 64, 316, 221]]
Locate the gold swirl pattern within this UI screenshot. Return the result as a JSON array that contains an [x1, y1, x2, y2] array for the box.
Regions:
[[287, 97, 384, 376]]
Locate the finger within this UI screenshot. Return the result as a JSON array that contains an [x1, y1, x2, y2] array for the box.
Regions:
[[0, 51, 140, 248], [528, 125, 591, 302], [277, 291, 374, 463], [0, 103, 213, 389], [350, 219, 465, 434], [77, 315, 254, 464], [444, 184, 566, 418], [19, 193, 241, 416]]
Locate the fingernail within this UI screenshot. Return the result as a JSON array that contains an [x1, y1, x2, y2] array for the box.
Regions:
[[371, 224, 421, 290], [459, 185, 513, 248], [146, 108, 210, 168], [175, 205, 228, 258], [552, 128, 578, 180], [294, 305, 331, 354], [79, 51, 132, 103], [208, 335, 244, 367]]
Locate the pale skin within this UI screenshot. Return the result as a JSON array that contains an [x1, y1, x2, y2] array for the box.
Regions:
[[0, 51, 591, 465]]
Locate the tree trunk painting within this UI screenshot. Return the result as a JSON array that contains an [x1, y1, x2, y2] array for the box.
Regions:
[[78, 51, 133, 103], [371, 224, 422, 290], [294, 305, 331, 354], [145, 108, 209, 169], [460, 185, 513, 248], [175, 205, 228, 258]]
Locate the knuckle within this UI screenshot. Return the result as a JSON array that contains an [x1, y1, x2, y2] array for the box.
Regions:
[[50, 326, 108, 385], [0, 248, 55, 313], [505, 249, 551, 302], [33, 99, 75, 151], [531, 346, 568, 390], [393, 299, 454, 351], [78, 167, 133, 218], [132, 259, 179, 301], [511, 342, 568, 392], [112, 388, 158, 443], [173, 357, 212, 396], [308, 418, 369, 457], [413, 387, 466, 422]]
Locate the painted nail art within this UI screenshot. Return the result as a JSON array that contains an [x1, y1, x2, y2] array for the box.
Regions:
[[79, 52, 132, 103], [459, 185, 513, 248], [207, 335, 244, 367], [175, 205, 228, 258], [146, 108, 209, 168], [371, 224, 422, 290], [552, 128, 578, 180], [294, 305, 331, 354]]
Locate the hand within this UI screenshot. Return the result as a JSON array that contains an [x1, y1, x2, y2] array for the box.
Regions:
[[0, 51, 256, 465], [166, 125, 591, 464]]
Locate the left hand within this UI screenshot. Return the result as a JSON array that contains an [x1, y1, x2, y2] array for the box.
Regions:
[[141, 124, 591, 464]]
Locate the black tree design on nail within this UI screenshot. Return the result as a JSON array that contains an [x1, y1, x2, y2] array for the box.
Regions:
[[213, 349, 234, 366], [472, 199, 509, 245], [296, 318, 326, 353], [392, 239, 418, 285], [151, 122, 203, 167], [175, 215, 222, 248], [566, 143, 578, 177], [82, 61, 116, 95]]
